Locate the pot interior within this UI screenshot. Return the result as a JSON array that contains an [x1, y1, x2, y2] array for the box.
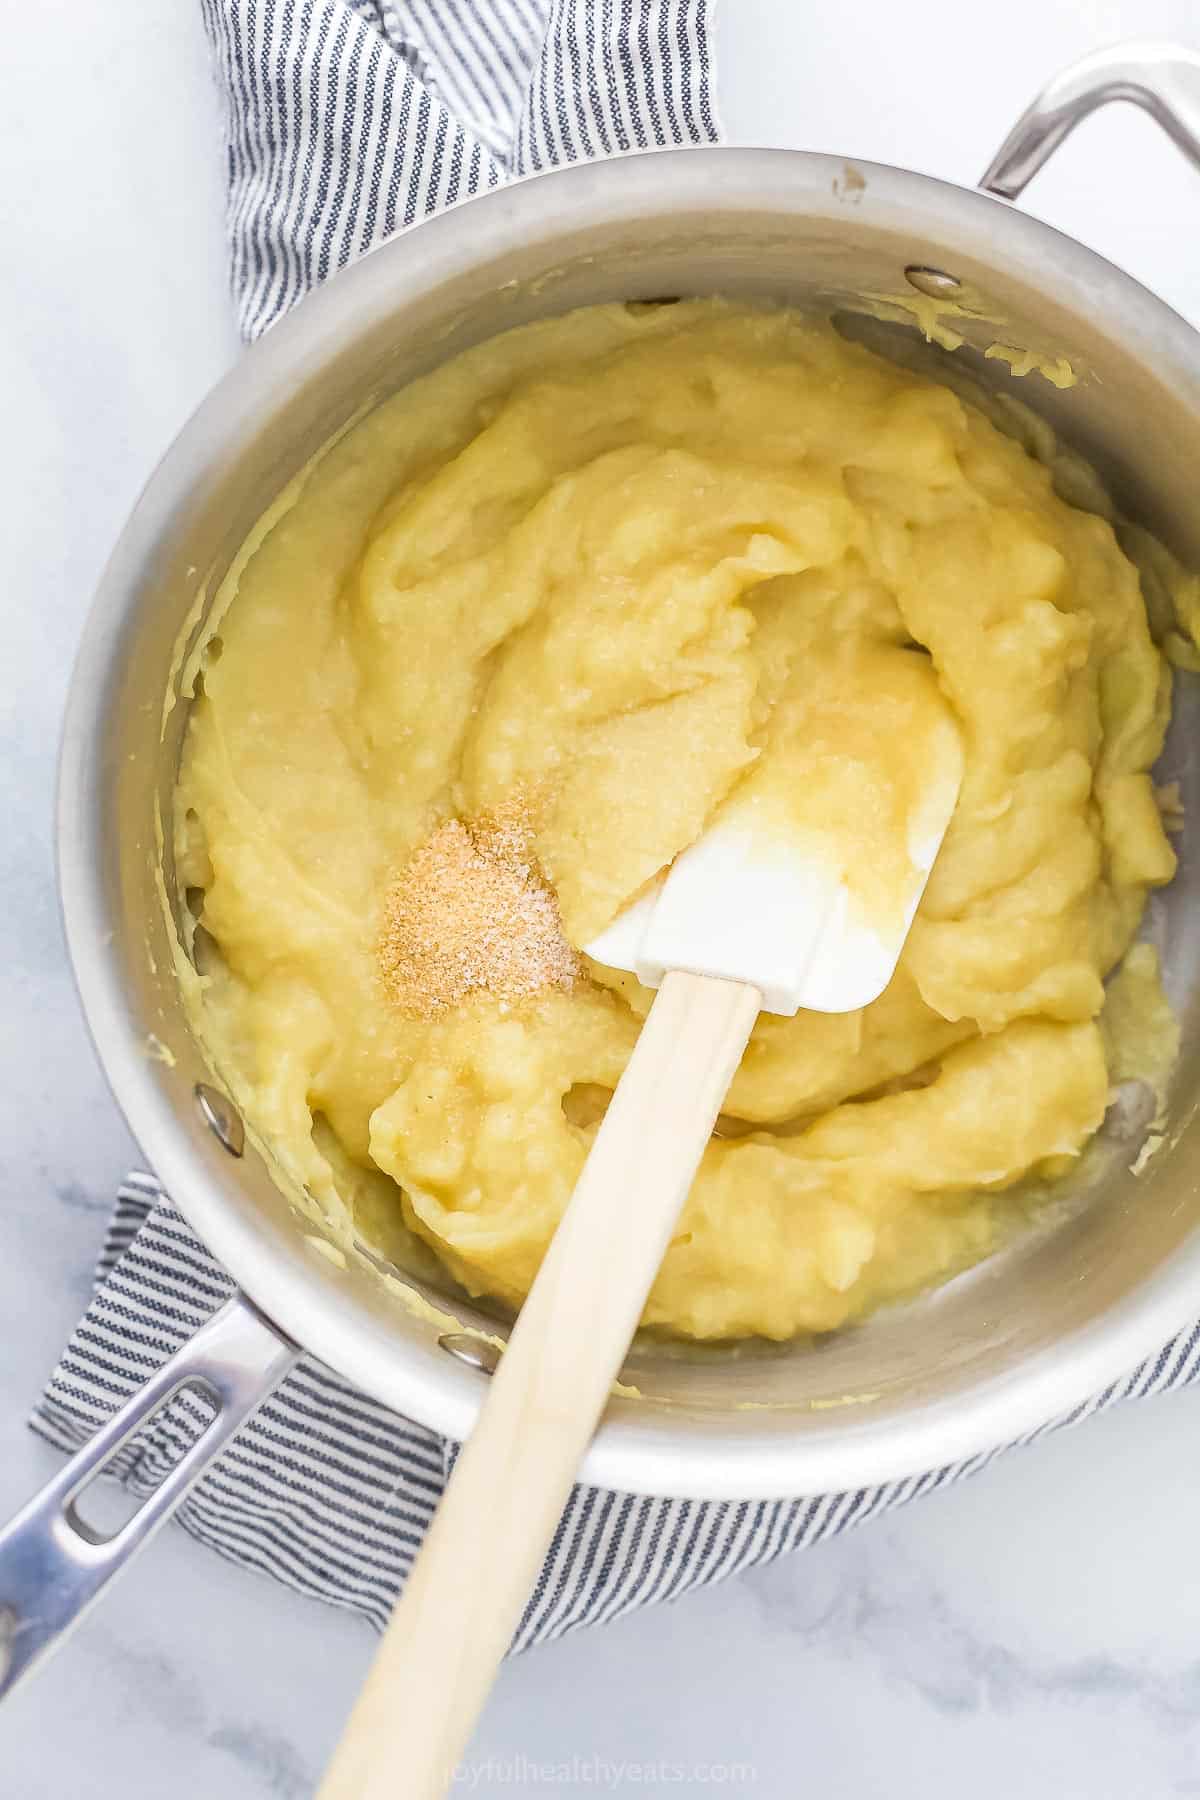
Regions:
[[71, 151, 1200, 1495]]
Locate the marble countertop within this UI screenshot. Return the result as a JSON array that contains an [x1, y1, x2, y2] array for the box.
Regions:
[[5, 1, 1200, 1794]]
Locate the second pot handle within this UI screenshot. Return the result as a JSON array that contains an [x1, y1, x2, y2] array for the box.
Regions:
[[0, 1292, 297, 1702], [981, 39, 1200, 200]]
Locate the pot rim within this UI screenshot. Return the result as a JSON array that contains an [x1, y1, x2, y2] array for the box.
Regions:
[[57, 142, 1200, 1498]]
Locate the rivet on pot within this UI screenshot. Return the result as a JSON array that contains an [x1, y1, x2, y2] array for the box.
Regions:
[[905, 265, 962, 299], [0, 1605, 15, 1686], [438, 1333, 501, 1375], [195, 1082, 245, 1157]]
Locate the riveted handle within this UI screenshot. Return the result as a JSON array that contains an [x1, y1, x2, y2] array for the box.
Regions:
[[0, 1293, 297, 1701], [982, 40, 1200, 200]]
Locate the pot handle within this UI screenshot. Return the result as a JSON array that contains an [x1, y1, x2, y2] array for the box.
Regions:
[[981, 39, 1200, 200], [0, 1292, 297, 1701]]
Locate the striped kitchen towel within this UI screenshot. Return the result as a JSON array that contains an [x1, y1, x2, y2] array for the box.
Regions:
[[200, 0, 719, 342], [31, 0, 1200, 1649]]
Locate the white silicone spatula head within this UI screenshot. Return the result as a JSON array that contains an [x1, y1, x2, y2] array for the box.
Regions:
[[586, 707, 963, 1016]]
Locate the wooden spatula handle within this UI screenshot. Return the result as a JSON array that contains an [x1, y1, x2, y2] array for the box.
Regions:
[[317, 969, 761, 1800]]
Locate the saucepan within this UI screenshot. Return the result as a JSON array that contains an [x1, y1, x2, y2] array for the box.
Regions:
[[4, 39, 1200, 1699]]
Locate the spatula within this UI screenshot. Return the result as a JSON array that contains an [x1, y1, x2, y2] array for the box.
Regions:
[[317, 705, 963, 1800]]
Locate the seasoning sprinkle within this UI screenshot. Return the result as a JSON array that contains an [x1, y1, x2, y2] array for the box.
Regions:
[[378, 792, 582, 1018]]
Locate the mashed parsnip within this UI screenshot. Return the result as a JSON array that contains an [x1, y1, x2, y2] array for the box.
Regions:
[[175, 300, 1181, 1340]]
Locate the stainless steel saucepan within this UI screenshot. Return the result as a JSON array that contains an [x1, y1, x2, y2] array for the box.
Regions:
[[5, 39, 1200, 1699]]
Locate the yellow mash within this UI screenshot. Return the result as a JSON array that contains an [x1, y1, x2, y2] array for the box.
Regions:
[[175, 300, 1182, 1341]]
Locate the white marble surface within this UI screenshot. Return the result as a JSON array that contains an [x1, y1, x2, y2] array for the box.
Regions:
[[5, 0, 1200, 1794]]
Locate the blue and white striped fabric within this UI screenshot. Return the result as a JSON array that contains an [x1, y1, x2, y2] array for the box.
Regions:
[[32, 0, 1200, 1648], [197, 0, 719, 341]]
